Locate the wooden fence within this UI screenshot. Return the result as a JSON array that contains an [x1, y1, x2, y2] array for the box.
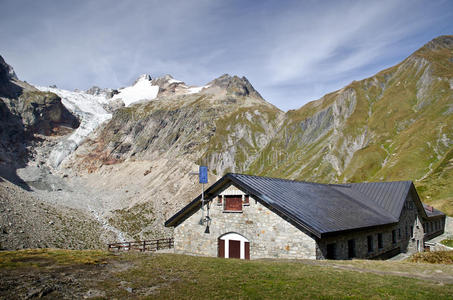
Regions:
[[108, 238, 174, 252]]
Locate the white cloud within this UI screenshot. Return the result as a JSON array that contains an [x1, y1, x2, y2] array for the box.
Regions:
[[0, 0, 452, 110]]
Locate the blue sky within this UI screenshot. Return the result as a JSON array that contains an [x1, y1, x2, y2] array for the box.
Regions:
[[1, 0, 452, 111]]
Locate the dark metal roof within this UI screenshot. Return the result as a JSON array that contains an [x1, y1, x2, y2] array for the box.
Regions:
[[423, 203, 445, 218], [165, 173, 446, 238]]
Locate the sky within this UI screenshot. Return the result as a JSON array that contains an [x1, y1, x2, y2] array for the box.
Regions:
[[0, 0, 452, 111]]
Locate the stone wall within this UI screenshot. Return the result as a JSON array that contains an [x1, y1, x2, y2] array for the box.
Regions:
[[316, 192, 424, 259], [173, 184, 317, 259], [174, 183, 445, 260]]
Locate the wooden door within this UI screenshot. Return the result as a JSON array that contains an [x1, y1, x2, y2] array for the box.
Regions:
[[245, 242, 250, 260], [229, 240, 240, 259], [218, 239, 225, 258]]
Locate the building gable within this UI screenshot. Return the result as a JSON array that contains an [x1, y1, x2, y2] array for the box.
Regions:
[[165, 173, 445, 238]]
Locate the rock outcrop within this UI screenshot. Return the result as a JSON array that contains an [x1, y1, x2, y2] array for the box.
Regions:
[[0, 55, 80, 166]]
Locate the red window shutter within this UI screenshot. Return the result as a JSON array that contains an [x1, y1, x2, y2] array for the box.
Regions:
[[218, 239, 225, 258], [245, 242, 250, 260], [217, 195, 222, 205], [244, 195, 249, 205], [225, 196, 242, 211]]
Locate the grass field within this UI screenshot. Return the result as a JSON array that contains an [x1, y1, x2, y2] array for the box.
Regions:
[[441, 239, 453, 248], [1, 249, 453, 299]]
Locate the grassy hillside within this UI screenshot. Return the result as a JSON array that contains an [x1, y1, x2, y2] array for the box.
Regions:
[[247, 35, 453, 215], [1, 250, 452, 299]]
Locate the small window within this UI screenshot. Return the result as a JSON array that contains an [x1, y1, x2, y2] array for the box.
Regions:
[[348, 239, 356, 259], [410, 226, 414, 238], [217, 195, 222, 206], [398, 228, 401, 239], [392, 230, 396, 244], [430, 222, 433, 232], [378, 233, 383, 249], [243, 195, 250, 206], [224, 195, 242, 212], [367, 235, 373, 253], [326, 243, 336, 259]]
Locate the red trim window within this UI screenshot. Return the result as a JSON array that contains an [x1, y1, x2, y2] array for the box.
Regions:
[[217, 195, 223, 206], [243, 195, 250, 205], [224, 195, 242, 211]]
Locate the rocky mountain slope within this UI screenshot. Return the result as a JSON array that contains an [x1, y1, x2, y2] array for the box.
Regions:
[[0, 56, 117, 249], [1, 35, 452, 248], [248, 35, 453, 215], [64, 73, 283, 240]]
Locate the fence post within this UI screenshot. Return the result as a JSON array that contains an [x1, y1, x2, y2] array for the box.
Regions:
[[157, 239, 160, 250], [143, 241, 146, 252]]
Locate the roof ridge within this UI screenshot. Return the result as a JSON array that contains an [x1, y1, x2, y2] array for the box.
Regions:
[[228, 173, 330, 186], [349, 180, 413, 185], [229, 173, 412, 186]]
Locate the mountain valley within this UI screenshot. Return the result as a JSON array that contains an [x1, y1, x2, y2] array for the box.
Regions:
[[0, 35, 452, 249]]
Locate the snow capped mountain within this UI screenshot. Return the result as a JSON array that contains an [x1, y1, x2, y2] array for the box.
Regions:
[[34, 74, 211, 167], [112, 74, 159, 107], [36, 86, 112, 167]]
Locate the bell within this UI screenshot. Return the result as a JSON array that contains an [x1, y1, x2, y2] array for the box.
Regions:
[[204, 225, 210, 234]]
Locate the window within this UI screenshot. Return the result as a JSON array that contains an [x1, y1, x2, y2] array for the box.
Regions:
[[326, 243, 336, 259], [378, 233, 383, 249], [430, 222, 433, 232], [367, 235, 373, 253], [392, 230, 396, 244], [217, 195, 223, 206], [224, 195, 242, 212], [410, 226, 414, 238], [243, 195, 250, 206], [348, 239, 356, 259]]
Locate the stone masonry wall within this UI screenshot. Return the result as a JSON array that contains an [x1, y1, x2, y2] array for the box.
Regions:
[[317, 192, 424, 259], [173, 184, 317, 259]]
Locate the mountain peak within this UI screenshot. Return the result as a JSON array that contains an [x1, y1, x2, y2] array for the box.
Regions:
[[133, 74, 152, 85], [0, 55, 22, 98], [0, 55, 18, 81], [151, 74, 184, 92], [422, 35, 453, 51], [208, 74, 263, 99]]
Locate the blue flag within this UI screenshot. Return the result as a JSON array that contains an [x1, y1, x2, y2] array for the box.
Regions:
[[199, 166, 208, 183]]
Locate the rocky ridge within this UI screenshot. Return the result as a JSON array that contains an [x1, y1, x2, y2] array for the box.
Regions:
[[248, 35, 453, 214], [1, 35, 452, 247]]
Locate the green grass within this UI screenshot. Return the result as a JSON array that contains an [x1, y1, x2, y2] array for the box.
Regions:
[[108, 202, 156, 240], [0, 249, 111, 268], [1, 250, 453, 299], [441, 239, 453, 248]]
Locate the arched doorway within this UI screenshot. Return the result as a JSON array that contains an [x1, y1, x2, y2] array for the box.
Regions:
[[218, 233, 250, 260]]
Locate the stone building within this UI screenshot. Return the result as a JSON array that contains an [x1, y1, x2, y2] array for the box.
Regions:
[[165, 173, 446, 260]]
